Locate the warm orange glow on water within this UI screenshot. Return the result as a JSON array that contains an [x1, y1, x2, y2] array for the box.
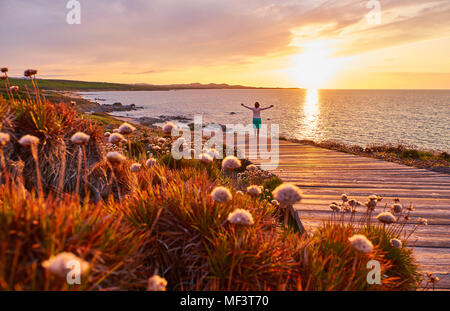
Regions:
[[301, 88, 320, 137]]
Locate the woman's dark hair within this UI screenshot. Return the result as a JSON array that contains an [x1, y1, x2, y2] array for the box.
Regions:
[[254, 102, 260, 108]]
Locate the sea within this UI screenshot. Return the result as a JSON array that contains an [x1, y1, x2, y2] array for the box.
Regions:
[[79, 89, 450, 152]]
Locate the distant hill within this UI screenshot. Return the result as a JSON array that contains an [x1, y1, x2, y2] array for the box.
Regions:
[[7, 78, 293, 92]]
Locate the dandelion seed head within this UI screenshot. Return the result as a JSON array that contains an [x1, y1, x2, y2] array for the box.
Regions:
[[42, 252, 89, 278], [227, 208, 254, 225], [272, 183, 303, 206], [222, 155, 241, 170], [147, 275, 168, 291], [70, 132, 90, 145], [211, 186, 232, 203], [19, 135, 39, 147], [349, 234, 373, 253]]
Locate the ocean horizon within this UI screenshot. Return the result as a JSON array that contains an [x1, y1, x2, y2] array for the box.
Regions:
[[80, 89, 450, 152]]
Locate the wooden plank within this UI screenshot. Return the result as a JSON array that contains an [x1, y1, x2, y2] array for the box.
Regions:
[[251, 139, 450, 289]]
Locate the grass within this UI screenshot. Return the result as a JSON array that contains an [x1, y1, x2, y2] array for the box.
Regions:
[[0, 70, 426, 291]]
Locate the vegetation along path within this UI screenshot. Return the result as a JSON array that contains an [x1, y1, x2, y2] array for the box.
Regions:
[[244, 139, 450, 289]]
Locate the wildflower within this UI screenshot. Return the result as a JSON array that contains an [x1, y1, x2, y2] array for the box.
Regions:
[[118, 122, 136, 135], [104, 132, 111, 138], [9, 86, 19, 92], [207, 149, 220, 159], [108, 133, 126, 145], [0, 132, 10, 147], [158, 137, 166, 144], [106, 151, 125, 165], [70, 101, 76, 106], [113, 129, 119, 133], [222, 155, 241, 170], [376, 212, 397, 224], [366, 197, 377, 210], [145, 158, 157, 167], [211, 186, 232, 203], [246, 185, 262, 197], [348, 199, 356, 207], [329, 203, 341, 212], [227, 209, 254, 225], [341, 194, 348, 202], [42, 252, 90, 278], [236, 190, 244, 195], [407, 205, 415, 211], [0, 67, 8, 73], [426, 273, 440, 284], [391, 203, 402, 214], [162, 121, 177, 134], [19, 134, 39, 147], [200, 153, 213, 164], [271, 199, 280, 206], [147, 275, 168, 291], [348, 234, 373, 253], [24, 69, 38, 77], [272, 183, 303, 206], [246, 164, 258, 171], [130, 163, 141, 173], [390, 238, 402, 248], [152, 145, 162, 151], [70, 132, 90, 145], [418, 217, 428, 225]]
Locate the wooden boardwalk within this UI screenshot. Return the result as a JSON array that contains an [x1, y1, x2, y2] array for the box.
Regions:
[[243, 139, 450, 289]]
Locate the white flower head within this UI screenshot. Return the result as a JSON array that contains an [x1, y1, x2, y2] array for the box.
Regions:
[[271, 199, 280, 206], [42, 252, 90, 278], [130, 163, 142, 173], [348, 234, 374, 253], [211, 186, 232, 203], [104, 132, 111, 138], [145, 158, 157, 167], [158, 137, 166, 144], [147, 275, 168, 291], [0, 132, 10, 147], [162, 121, 177, 134], [246, 185, 262, 197], [118, 122, 136, 135], [390, 238, 402, 248], [236, 190, 244, 196], [108, 133, 126, 145], [341, 194, 348, 202], [106, 151, 125, 165], [391, 203, 403, 214], [376, 212, 397, 224], [246, 164, 258, 171], [222, 155, 241, 170], [200, 153, 213, 164], [19, 134, 39, 147], [272, 183, 303, 206], [227, 209, 254, 225], [70, 132, 90, 145]]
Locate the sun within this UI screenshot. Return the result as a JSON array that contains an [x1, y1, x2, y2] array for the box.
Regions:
[[288, 41, 347, 89]]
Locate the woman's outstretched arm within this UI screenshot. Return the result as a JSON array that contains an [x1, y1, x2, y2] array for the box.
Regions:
[[241, 103, 252, 109], [260, 105, 274, 110]]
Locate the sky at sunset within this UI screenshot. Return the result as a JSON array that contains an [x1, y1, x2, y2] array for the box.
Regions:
[[1, 0, 450, 89]]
